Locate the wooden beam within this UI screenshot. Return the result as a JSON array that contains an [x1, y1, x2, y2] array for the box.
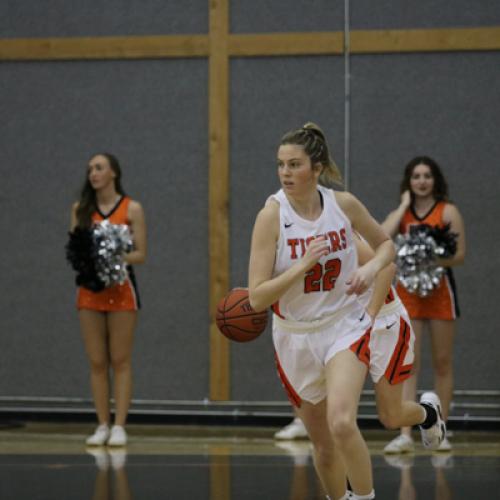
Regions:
[[351, 27, 500, 54], [228, 32, 343, 56], [0, 35, 209, 60], [208, 0, 230, 401], [228, 27, 500, 57], [1, 27, 498, 61]]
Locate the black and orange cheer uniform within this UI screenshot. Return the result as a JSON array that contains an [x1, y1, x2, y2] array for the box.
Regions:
[[77, 196, 140, 312], [396, 201, 459, 320]]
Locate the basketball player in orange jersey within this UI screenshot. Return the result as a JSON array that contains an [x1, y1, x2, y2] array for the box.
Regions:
[[248, 124, 445, 500], [382, 156, 465, 454], [70, 153, 146, 447]]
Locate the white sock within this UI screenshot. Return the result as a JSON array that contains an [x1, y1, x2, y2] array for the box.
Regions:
[[351, 490, 375, 499], [335, 493, 351, 500]]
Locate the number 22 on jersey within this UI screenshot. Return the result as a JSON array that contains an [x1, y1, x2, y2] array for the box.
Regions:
[[304, 258, 342, 293]]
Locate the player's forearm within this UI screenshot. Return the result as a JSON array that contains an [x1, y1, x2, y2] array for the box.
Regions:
[[371, 239, 396, 275], [249, 262, 308, 313], [366, 263, 396, 319]]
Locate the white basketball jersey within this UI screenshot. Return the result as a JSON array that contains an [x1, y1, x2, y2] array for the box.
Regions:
[[270, 185, 363, 321]]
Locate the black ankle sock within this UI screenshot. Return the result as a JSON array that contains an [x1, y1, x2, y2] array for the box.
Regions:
[[420, 403, 437, 429]]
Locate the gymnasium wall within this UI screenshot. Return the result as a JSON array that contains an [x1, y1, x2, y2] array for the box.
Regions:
[[0, 2, 499, 409]]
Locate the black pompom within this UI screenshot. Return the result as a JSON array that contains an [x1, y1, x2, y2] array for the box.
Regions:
[[65, 227, 105, 292], [408, 223, 457, 257]]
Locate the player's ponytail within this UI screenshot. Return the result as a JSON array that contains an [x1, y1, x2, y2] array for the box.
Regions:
[[280, 122, 343, 188]]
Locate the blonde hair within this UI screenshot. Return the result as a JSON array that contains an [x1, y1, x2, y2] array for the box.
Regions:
[[280, 122, 343, 187]]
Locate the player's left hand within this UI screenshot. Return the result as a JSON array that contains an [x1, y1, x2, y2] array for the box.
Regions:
[[345, 264, 376, 295]]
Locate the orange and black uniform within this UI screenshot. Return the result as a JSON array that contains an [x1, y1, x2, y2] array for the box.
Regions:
[[396, 201, 459, 320], [77, 196, 140, 312]]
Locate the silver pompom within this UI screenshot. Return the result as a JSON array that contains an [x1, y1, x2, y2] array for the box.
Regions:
[[395, 226, 451, 297], [92, 220, 133, 287]]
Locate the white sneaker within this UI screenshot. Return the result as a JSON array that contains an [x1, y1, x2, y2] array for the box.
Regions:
[[437, 436, 452, 452], [107, 425, 127, 446], [383, 434, 415, 454], [419, 392, 446, 450], [274, 418, 308, 440], [86, 424, 110, 446]]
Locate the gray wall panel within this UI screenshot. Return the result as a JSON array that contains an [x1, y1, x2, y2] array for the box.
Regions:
[[351, 0, 500, 29], [230, 56, 345, 401], [231, 1, 343, 34], [0, 59, 209, 400], [349, 51, 500, 390], [0, 0, 207, 37]]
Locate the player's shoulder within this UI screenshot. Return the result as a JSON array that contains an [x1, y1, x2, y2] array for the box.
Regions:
[[258, 197, 279, 220], [253, 197, 280, 235], [333, 190, 359, 211]]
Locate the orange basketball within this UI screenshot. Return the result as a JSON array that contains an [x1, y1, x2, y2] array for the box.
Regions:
[[216, 288, 268, 342]]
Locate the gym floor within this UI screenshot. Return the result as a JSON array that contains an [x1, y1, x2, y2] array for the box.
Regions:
[[1, 423, 499, 499]]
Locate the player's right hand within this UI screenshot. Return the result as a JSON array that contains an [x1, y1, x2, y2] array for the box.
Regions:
[[301, 235, 330, 269]]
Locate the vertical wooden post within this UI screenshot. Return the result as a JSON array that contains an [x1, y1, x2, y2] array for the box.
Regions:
[[208, 0, 230, 400]]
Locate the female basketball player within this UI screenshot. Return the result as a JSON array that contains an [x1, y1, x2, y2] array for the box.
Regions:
[[248, 125, 445, 500], [382, 156, 465, 454], [70, 153, 146, 447]]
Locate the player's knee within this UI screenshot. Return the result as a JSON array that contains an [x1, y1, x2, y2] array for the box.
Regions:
[[329, 414, 357, 442]]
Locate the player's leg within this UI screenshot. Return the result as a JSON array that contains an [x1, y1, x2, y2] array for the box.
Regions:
[[296, 399, 349, 500], [376, 377, 444, 449], [273, 324, 350, 499], [372, 314, 425, 430], [399, 319, 425, 435], [325, 350, 373, 498], [376, 378, 425, 429], [384, 319, 425, 453]]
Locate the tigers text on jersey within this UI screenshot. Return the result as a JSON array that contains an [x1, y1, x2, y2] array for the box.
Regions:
[[270, 185, 366, 322]]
